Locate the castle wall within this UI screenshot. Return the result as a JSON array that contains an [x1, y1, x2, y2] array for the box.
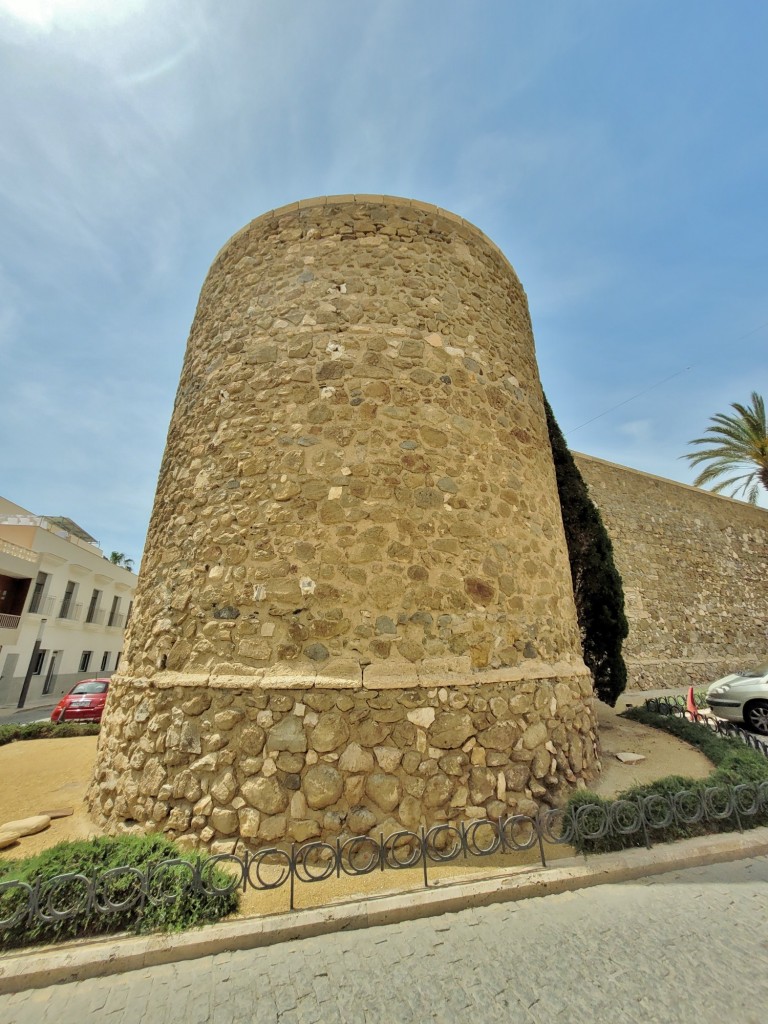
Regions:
[[89, 196, 598, 850], [574, 453, 768, 691]]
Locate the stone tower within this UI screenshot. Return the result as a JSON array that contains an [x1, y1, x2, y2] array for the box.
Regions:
[[89, 196, 598, 849]]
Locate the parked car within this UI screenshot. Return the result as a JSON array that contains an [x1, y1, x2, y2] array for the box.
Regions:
[[50, 678, 110, 724], [705, 662, 768, 734]]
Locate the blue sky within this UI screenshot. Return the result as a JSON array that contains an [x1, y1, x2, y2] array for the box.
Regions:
[[1, 0, 766, 561]]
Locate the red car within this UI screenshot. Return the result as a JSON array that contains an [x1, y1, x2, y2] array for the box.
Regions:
[[51, 678, 110, 723]]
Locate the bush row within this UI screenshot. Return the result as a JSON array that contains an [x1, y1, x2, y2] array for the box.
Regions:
[[565, 707, 768, 855], [0, 834, 240, 950], [0, 721, 101, 747]]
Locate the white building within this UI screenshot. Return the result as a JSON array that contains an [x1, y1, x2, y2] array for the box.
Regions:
[[0, 496, 137, 708]]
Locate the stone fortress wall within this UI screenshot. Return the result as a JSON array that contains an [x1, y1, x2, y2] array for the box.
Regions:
[[574, 453, 768, 691], [89, 196, 599, 851]]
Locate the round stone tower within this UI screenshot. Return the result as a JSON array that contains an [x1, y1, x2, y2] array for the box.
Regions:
[[89, 196, 598, 849]]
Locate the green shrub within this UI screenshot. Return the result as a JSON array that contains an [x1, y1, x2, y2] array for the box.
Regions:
[[544, 398, 628, 706], [565, 709, 768, 854], [0, 834, 239, 951], [0, 721, 101, 747]]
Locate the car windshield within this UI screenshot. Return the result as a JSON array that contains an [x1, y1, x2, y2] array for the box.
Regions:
[[71, 681, 108, 695], [740, 663, 768, 678]]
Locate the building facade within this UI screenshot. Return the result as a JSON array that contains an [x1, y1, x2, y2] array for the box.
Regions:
[[0, 496, 137, 708]]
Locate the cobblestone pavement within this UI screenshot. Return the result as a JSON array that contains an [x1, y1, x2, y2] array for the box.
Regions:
[[3, 856, 768, 1024]]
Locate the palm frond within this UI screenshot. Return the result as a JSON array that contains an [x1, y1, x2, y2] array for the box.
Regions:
[[682, 392, 768, 504]]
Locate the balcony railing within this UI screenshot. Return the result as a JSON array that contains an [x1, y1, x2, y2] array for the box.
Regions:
[[27, 596, 54, 616], [107, 612, 126, 629], [57, 601, 83, 622], [0, 514, 100, 553], [0, 613, 21, 629], [85, 609, 106, 626], [0, 537, 37, 563]]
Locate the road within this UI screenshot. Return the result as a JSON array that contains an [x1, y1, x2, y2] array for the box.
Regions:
[[0, 705, 55, 726], [3, 856, 767, 1024]]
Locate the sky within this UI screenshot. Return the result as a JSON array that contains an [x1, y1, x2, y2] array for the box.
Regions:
[[1, 0, 766, 562]]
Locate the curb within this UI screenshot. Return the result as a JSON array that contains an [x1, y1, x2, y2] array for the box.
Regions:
[[2, 827, 768, 994]]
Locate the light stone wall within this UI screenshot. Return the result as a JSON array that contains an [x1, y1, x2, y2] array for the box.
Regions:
[[91, 674, 596, 852], [89, 196, 598, 848], [574, 453, 768, 690], [124, 196, 584, 686]]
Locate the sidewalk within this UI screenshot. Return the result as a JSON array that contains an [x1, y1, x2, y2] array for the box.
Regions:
[[1, 827, 767, 995]]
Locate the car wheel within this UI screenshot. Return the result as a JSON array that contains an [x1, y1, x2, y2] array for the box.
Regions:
[[744, 700, 768, 735]]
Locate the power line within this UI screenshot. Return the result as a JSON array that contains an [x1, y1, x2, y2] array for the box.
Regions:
[[565, 318, 768, 435], [566, 367, 692, 434]]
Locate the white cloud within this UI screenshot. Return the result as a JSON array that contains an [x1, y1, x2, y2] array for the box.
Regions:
[[618, 418, 653, 443], [0, 0, 149, 34]]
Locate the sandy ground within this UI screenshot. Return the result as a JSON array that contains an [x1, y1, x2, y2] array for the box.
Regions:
[[591, 700, 712, 795], [0, 704, 714, 917], [0, 736, 100, 859]]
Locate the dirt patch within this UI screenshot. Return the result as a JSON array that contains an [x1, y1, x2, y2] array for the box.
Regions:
[[0, 737, 100, 860], [593, 700, 712, 797]]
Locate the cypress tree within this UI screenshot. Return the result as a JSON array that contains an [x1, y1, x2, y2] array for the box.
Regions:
[[544, 397, 628, 706]]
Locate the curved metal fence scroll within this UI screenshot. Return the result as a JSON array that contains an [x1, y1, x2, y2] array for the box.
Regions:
[[3, 778, 768, 930]]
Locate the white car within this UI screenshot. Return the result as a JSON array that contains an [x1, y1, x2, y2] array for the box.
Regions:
[[705, 661, 768, 735]]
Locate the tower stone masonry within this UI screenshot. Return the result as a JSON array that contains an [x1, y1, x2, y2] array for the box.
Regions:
[[89, 196, 599, 849]]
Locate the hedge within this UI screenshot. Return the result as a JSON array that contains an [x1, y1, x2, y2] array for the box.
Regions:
[[0, 721, 101, 747], [0, 833, 239, 950]]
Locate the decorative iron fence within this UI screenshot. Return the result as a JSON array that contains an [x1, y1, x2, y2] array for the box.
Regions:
[[643, 696, 768, 759], [3, 778, 768, 932]]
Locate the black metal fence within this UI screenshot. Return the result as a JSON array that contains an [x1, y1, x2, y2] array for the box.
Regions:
[[643, 696, 768, 758], [3, 776, 768, 929]]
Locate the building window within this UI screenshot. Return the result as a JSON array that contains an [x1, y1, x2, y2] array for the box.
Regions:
[[32, 649, 47, 675], [79, 650, 92, 672], [59, 581, 76, 619], [114, 652, 121, 671], [101, 651, 110, 672], [42, 651, 59, 695], [107, 595, 120, 627], [126, 600, 133, 623], [29, 572, 49, 614], [85, 589, 101, 624]]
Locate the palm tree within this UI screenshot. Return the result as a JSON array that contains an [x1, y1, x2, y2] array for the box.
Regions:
[[109, 551, 135, 571], [683, 391, 768, 504]]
